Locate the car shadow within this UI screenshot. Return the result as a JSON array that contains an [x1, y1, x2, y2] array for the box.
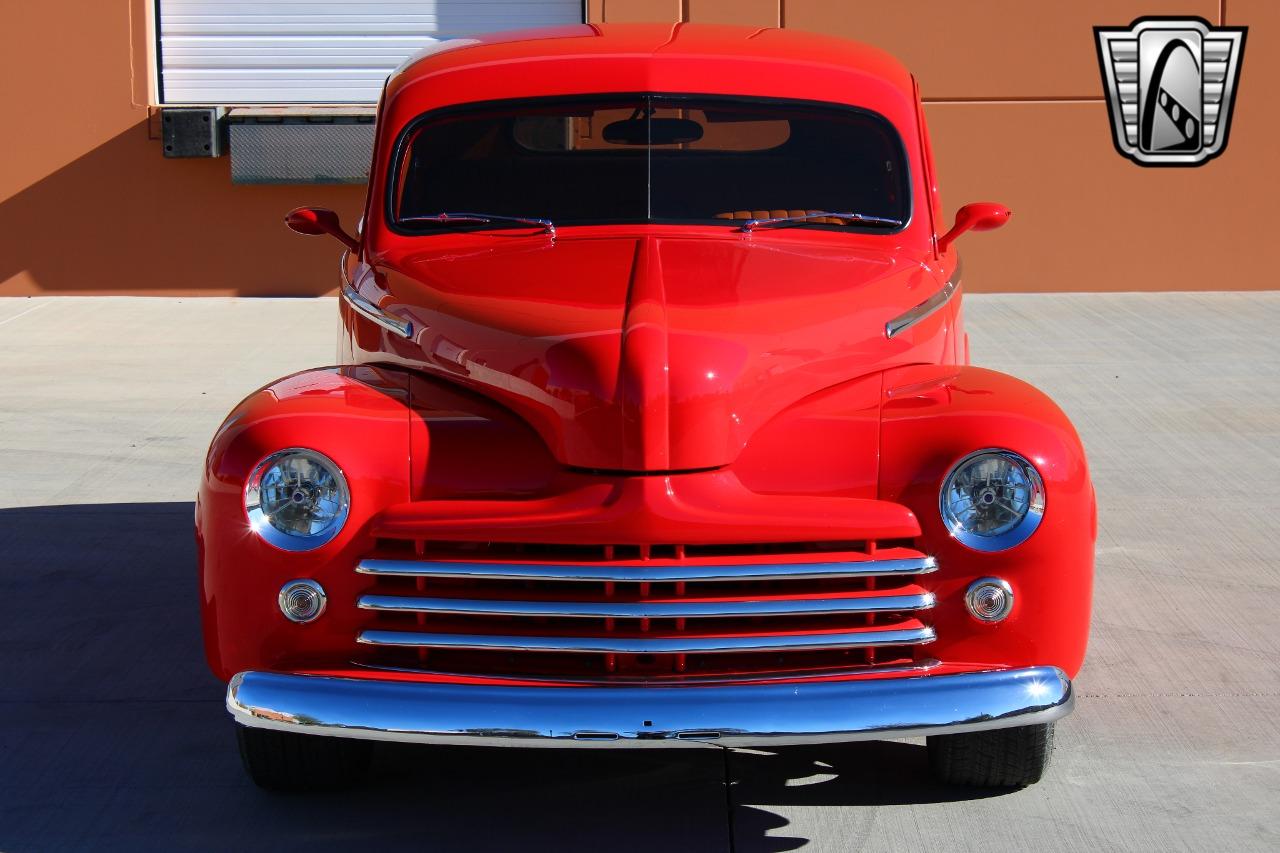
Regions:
[[725, 741, 1010, 851], [0, 502, 1001, 852]]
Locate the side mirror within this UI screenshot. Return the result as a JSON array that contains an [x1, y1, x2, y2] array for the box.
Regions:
[[937, 202, 1011, 254], [285, 207, 359, 253]]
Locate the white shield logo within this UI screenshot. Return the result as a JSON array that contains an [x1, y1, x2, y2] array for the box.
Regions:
[[1095, 17, 1246, 166]]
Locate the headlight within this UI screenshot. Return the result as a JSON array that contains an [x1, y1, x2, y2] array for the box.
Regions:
[[939, 449, 1044, 552], [245, 448, 350, 551]]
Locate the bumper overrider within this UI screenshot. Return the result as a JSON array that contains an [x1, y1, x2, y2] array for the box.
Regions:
[[227, 666, 1072, 748]]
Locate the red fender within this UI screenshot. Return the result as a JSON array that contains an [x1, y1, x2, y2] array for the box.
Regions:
[[197, 366, 414, 680], [197, 364, 581, 680], [879, 365, 1096, 678]]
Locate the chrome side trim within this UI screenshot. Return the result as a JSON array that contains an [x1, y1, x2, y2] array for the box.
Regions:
[[355, 556, 937, 582], [357, 591, 935, 619], [227, 665, 1074, 748], [339, 253, 413, 339], [342, 282, 414, 339], [356, 625, 936, 654], [885, 259, 963, 339]]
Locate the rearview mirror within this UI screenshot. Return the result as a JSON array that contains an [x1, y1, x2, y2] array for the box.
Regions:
[[603, 117, 704, 146], [285, 207, 359, 253], [937, 202, 1011, 253]]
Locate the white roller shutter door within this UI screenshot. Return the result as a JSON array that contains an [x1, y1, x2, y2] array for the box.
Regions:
[[157, 1, 586, 104]]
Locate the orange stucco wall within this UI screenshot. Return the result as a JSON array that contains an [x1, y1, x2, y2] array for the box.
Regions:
[[1, 1, 1274, 296]]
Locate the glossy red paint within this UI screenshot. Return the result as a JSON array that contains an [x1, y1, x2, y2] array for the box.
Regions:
[[349, 231, 955, 472], [284, 206, 359, 253], [878, 365, 1094, 676], [199, 366, 415, 679], [198, 25, 1094, 690], [938, 202, 1012, 254]]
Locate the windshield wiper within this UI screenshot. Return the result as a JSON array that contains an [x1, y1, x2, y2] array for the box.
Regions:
[[400, 212, 555, 240], [740, 211, 903, 232]]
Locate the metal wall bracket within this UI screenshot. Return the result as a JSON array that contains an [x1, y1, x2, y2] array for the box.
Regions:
[[161, 107, 226, 158]]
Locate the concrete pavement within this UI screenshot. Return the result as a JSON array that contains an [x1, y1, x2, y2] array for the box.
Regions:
[[1, 293, 1277, 851]]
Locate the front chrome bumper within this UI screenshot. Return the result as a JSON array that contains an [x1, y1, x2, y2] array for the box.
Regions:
[[227, 666, 1073, 748]]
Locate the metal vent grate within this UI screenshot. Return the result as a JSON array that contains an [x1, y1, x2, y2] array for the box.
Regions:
[[227, 109, 375, 184]]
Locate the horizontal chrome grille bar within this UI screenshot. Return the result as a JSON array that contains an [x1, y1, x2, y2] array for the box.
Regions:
[[356, 556, 937, 583], [350, 657, 942, 685], [357, 591, 935, 619], [357, 626, 936, 654]]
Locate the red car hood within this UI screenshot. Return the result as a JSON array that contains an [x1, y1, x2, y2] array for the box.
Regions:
[[376, 232, 940, 472]]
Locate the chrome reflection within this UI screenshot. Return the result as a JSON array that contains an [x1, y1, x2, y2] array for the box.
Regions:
[[226, 665, 1074, 747], [940, 449, 1045, 552], [885, 259, 962, 339], [356, 555, 938, 583], [356, 625, 936, 654], [339, 253, 414, 339], [357, 591, 936, 619]]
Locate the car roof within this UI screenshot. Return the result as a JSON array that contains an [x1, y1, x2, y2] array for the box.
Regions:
[[391, 23, 912, 92], [381, 23, 919, 132]]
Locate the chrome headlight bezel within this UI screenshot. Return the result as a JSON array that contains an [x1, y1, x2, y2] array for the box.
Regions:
[[244, 448, 350, 552], [939, 448, 1045, 552]]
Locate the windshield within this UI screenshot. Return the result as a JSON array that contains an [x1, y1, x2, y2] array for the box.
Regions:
[[390, 95, 910, 232]]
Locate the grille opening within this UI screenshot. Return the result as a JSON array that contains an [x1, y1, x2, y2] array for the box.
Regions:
[[364, 609, 922, 636], [358, 644, 925, 681], [353, 538, 935, 682]]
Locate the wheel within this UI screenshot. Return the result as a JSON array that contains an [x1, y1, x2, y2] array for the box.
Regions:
[[927, 722, 1055, 788], [236, 725, 373, 791]]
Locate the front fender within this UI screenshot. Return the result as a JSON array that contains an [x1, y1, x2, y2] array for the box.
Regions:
[[197, 366, 417, 681], [197, 365, 567, 682], [879, 365, 1096, 678]]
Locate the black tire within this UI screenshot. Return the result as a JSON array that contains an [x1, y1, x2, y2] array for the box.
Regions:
[[236, 725, 373, 791], [927, 722, 1055, 788]]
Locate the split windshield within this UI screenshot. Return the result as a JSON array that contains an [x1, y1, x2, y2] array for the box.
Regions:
[[391, 95, 910, 231]]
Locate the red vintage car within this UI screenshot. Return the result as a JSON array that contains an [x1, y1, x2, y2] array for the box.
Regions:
[[199, 23, 1094, 791]]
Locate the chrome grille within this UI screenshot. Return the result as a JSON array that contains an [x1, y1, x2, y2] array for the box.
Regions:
[[353, 542, 938, 682]]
